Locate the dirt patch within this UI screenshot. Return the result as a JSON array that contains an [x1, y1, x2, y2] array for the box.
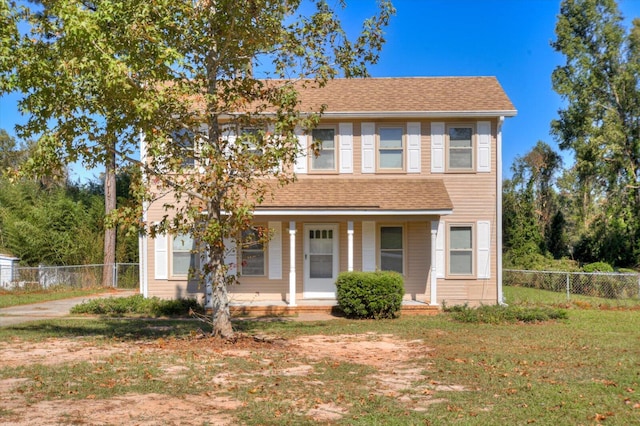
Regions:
[[0, 337, 132, 367], [1, 392, 240, 425], [0, 332, 462, 424]]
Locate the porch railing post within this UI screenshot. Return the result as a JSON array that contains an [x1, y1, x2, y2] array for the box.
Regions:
[[289, 221, 297, 307]]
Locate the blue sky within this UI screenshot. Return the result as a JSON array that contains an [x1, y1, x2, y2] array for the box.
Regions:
[[1, 0, 639, 182]]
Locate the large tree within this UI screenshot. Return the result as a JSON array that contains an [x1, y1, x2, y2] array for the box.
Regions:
[[1, 0, 394, 337], [551, 0, 640, 266], [503, 141, 565, 265]]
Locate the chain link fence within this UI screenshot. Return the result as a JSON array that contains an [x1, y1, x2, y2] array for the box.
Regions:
[[0, 263, 139, 291], [504, 269, 640, 300]]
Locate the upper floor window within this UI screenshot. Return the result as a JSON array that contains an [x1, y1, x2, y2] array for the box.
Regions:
[[240, 128, 263, 157], [310, 128, 336, 171], [241, 227, 266, 276], [170, 128, 196, 167], [380, 226, 404, 274], [378, 126, 404, 170], [447, 124, 474, 171]]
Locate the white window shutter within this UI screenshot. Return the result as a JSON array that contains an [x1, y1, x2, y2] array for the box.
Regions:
[[154, 233, 168, 280], [268, 221, 282, 280], [433, 220, 445, 278], [362, 221, 376, 271], [223, 236, 237, 276], [407, 122, 421, 173], [361, 122, 375, 174], [477, 220, 491, 278], [293, 127, 308, 174], [339, 122, 353, 174], [477, 121, 491, 172], [431, 122, 445, 173]]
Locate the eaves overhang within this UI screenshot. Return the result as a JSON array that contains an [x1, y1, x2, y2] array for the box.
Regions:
[[252, 209, 453, 216]]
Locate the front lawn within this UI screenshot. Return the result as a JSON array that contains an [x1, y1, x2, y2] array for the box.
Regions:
[[1, 298, 639, 424]]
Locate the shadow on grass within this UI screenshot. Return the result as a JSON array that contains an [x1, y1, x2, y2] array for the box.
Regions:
[[0, 315, 340, 341], [0, 318, 205, 341]]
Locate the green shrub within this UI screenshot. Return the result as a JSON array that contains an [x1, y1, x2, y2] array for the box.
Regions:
[[582, 262, 614, 273], [443, 303, 568, 324], [71, 295, 203, 317], [335, 271, 404, 319]]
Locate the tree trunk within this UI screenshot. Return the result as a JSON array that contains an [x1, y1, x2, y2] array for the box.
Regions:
[[210, 271, 234, 338], [102, 149, 117, 287]]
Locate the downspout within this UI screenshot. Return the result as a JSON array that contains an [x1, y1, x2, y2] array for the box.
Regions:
[[139, 130, 149, 298], [497, 116, 505, 305]]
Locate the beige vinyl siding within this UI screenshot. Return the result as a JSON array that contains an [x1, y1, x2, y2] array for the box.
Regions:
[[143, 116, 501, 305]]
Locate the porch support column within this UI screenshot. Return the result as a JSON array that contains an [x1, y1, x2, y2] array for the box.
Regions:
[[347, 221, 354, 272], [288, 221, 297, 307], [430, 227, 438, 306]]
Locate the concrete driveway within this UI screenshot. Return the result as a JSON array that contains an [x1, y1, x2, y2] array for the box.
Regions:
[[0, 290, 138, 327]]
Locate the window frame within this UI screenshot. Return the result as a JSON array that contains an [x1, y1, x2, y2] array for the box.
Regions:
[[240, 226, 267, 277], [170, 233, 197, 279], [376, 124, 406, 172], [308, 126, 338, 173], [378, 224, 405, 275], [446, 223, 475, 278], [445, 123, 475, 172]]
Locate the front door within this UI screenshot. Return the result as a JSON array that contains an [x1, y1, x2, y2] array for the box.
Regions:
[[303, 224, 339, 298]]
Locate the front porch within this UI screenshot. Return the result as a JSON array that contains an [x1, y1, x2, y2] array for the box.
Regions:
[[228, 299, 440, 318]]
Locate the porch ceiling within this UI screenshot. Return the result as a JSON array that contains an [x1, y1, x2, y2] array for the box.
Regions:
[[254, 177, 453, 214]]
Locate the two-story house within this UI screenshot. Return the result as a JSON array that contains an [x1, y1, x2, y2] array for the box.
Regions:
[[139, 77, 516, 309]]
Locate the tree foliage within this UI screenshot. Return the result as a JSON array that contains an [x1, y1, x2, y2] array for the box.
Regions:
[[0, 174, 138, 266], [0, 0, 394, 337], [551, 0, 640, 267]]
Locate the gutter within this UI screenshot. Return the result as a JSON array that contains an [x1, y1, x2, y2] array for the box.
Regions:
[[497, 116, 506, 305]]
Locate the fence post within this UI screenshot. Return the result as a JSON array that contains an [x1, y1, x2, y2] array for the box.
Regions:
[[113, 263, 118, 288], [566, 273, 570, 301]]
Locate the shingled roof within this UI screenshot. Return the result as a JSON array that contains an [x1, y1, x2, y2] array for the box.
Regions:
[[290, 77, 516, 116], [254, 178, 453, 214]]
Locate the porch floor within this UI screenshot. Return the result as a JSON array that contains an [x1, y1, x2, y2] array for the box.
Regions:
[[228, 299, 440, 318]]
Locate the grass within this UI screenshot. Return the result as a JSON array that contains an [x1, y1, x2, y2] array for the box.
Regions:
[[505, 284, 640, 308], [0, 286, 113, 308], [1, 287, 639, 424]]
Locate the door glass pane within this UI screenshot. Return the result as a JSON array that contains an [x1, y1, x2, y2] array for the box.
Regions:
[[310, 255, 333, 278], [310, 237, 332, 254]]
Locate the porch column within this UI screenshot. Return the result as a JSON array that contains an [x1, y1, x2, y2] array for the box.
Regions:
[[347, 221, 354, 272], [288, 221, 297, 307], [430, 227, 438, 306]]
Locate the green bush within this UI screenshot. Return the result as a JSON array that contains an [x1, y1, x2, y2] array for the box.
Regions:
[[582, 262, 614, 273], [335, 271, 404, 319], [443, 303, 568, 324], [70, 295, 203, 317]]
